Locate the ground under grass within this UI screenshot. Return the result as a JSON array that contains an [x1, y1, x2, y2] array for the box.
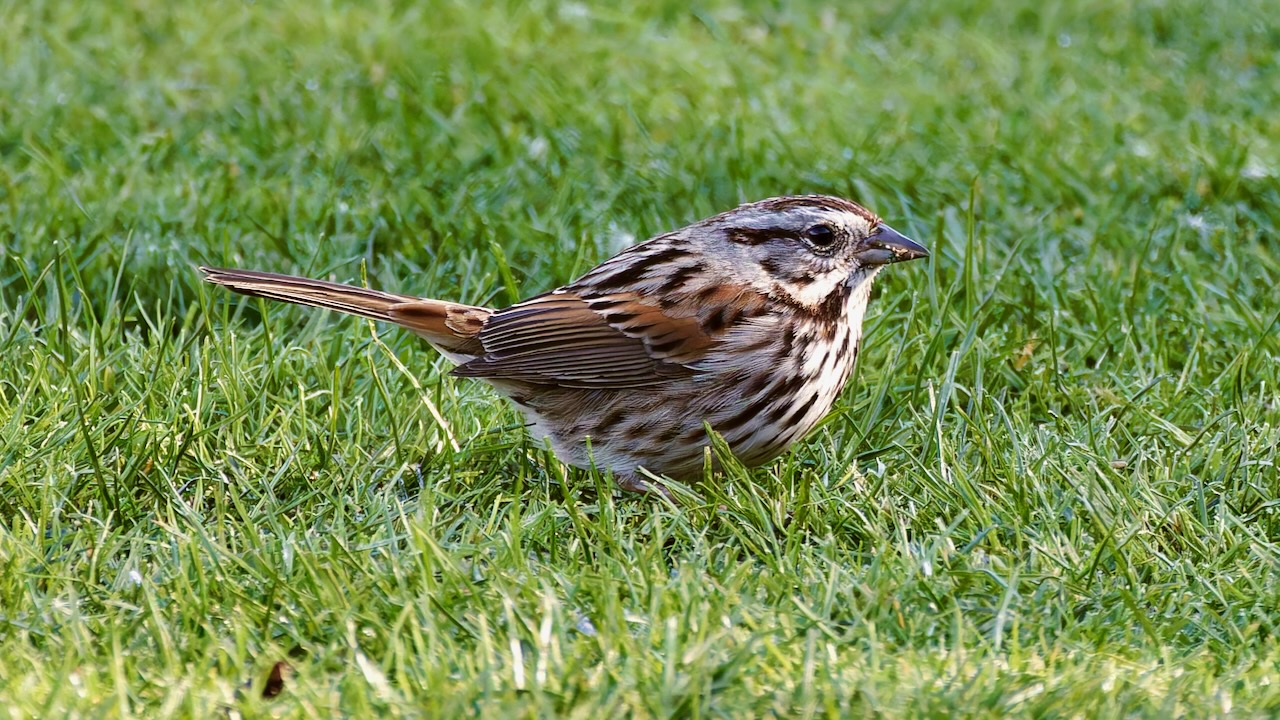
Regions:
[[1, 0, 1278, 716]]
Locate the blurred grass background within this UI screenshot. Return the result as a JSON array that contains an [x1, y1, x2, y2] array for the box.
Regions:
[[1, 0, 1278, 716]]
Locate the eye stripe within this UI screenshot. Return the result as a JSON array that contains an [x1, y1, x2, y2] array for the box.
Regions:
[[732, 224, 845, 252], [730, 227, 802, 245]]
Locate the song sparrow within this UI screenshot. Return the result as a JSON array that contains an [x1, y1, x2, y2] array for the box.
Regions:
[[201, 195, 928, 495]]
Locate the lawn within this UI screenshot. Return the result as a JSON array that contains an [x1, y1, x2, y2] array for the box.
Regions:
[[2, 0, 1278, 716]]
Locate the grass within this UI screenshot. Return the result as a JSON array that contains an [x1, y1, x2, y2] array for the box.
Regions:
[[2, 0, 1279, 715]]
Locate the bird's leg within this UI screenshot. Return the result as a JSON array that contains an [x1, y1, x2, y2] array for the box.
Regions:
[[615, 473, 674, 501]]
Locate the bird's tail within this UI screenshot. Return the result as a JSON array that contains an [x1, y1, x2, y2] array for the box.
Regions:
[[199, 266, 491, 359]]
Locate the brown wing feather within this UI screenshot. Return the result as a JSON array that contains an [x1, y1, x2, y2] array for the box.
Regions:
[[451, 290, 719, 389]]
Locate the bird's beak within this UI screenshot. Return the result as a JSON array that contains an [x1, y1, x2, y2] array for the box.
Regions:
[[853, 224, 930, 266]]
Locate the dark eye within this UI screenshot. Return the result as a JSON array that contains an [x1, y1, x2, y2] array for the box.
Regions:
[[803, 224, 837, 247]]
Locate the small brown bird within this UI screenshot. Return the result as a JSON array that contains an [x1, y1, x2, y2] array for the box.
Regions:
[[201, 195, 927, 495]]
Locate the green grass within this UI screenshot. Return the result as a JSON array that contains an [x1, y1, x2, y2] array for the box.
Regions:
[[2, 0, 1279, 716]]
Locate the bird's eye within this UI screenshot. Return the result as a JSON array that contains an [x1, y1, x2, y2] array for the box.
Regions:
[[804, 224, 837, 247]]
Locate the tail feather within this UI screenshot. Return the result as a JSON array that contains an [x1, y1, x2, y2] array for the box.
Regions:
[[199, 266, 491, 360]]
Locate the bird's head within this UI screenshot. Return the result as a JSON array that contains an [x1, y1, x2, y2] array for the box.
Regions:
[[697, 195, 928, 308]]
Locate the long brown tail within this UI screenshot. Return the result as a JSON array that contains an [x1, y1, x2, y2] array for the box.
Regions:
[[199, 267, 491, 359]]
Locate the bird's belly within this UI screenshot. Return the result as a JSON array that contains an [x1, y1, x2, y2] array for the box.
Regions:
[[485, 384, 836, 483], [488, 381, 726, 479], [487, 322, 858, 481]]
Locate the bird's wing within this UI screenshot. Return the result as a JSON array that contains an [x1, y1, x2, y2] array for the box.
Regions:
[[450, 289, 725, 389]]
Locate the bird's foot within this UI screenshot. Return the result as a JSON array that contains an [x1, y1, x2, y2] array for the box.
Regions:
[[615, 473, 674, 501]]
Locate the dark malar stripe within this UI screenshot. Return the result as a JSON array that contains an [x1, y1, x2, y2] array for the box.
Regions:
[[815, 286, 851, 329]]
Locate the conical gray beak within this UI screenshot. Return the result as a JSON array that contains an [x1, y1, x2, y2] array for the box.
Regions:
[[853, 224, 929, 265]]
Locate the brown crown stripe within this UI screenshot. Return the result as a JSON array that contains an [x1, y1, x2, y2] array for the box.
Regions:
[[755, 195, 880, 223]]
